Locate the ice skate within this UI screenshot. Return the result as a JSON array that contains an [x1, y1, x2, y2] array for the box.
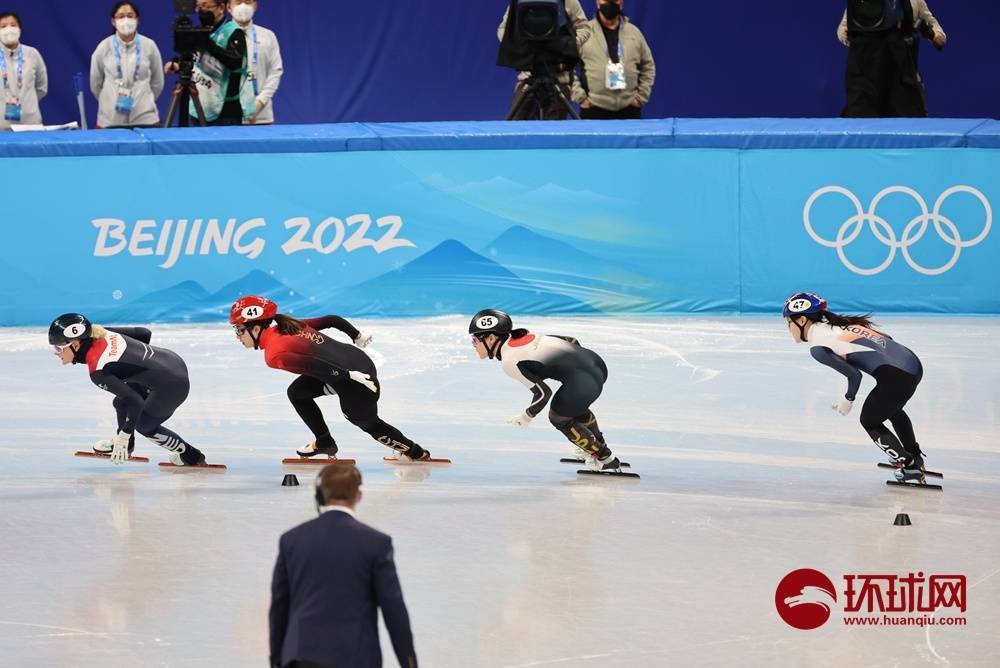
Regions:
[[886, 454, 941, 490], [166, 448, 206, 467], [296, 439, 339, 458], [93, 437, 134, 456], [893, 454, 926, 484], [577, 448, 640, 478]]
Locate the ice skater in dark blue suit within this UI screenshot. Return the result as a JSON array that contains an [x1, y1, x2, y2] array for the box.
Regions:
[[269, 464, 417, 668]]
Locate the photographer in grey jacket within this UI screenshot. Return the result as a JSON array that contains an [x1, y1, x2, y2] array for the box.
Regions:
[[571, 0, 655, 119]]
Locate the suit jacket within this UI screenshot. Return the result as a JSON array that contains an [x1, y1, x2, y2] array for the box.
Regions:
[[269, 509, 417, 668]]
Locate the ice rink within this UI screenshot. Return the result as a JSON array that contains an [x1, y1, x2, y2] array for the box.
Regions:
[[1, 316, 998, 667]]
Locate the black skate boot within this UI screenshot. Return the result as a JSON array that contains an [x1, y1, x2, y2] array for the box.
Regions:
[[387, 444, 431, 462], [296, 435, 338, 458], [586, 446, 622, 472]]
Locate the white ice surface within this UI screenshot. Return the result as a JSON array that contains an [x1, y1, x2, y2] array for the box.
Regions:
[[0, 316, 998, 667]]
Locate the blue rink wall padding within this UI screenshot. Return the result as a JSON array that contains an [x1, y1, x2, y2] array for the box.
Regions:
[[0, 119, 998, 324], [966, 120, 1000, 149], [5, 118, 1000, 156]]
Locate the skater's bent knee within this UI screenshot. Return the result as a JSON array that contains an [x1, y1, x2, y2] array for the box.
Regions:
[[548, 410, 572, 428]]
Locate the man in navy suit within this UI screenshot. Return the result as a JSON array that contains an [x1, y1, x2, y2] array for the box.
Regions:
[[269, 464, 418, 668]]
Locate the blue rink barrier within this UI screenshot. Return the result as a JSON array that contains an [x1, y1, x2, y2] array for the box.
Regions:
[[1, 119, 997, 325]]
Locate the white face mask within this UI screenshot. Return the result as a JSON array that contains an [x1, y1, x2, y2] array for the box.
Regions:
[[231, 4, 255, 23], [115, 18, 138, 37], [0, 26, 20, 47]]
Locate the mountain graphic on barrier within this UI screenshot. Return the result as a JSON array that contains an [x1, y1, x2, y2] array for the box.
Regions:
[[328, 239, 598, 316], [93, 238, 608, 323], [99, 280, 210, 322], [479, 226, 661, 311], [192, 270, 307, 320], [101, 270, 306, 323]]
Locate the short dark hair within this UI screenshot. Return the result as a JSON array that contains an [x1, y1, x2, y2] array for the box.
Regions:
[[111, 2, 141, 19], [0, 11, 22, 28], [318, 464, 362, 504]]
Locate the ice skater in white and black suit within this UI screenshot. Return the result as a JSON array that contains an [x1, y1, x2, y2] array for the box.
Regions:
[[469, 309, 622, 472]]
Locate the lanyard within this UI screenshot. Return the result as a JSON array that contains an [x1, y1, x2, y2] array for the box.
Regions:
[[113, 35, 142, 84], [609, 37, 624, 63], [0, 46, 24, 93], [250, 24, 259, 95]]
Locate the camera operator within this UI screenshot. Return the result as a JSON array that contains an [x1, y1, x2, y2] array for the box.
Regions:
[[571, 0, 655, 119], [840, 0, 928, 117], [165, 0, 252, 125], [498, 0, 591, 120], [838, 0, 945, 113]]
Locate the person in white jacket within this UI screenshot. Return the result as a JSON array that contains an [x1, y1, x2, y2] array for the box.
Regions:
[[90, 2, 165, 128], [0, 11, 48, 130], [229, 0, 283, 124]]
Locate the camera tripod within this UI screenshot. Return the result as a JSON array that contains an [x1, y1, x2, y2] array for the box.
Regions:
[[506, 70, 580, 121], [163, 56, 208, 127]]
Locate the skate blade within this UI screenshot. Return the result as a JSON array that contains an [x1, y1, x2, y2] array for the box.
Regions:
[[577, 469, 640, 479], [383, 457, 452, 464], [74, 451, 149, 463], [560, 458, 630, 468], [885, 480, 942, 491], [877, 462, 943, 478], [159, 462, 227, 470], [282, 457, 356, 465]]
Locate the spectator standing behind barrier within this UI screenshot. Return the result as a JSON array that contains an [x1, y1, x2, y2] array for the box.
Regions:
[[498, 0, 591, 120], [269, 464, 418, 668], [165, 0, 252, 125], [840, 0, 927, 118], [228, 0, 283, 124], [0, 11, 47, 130], [571, 0, 655, 119], [838, 0, 945, 110], [90, 2, 164, 128]]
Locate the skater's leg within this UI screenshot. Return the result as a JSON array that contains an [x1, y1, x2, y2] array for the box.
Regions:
[[863, 367, 922, 465], [102, 395, 135, 454], [888, 409, 919, 456], [287, 376, 338, 453], [138, 417, 204, 465], [577, 410, 606, 447], [549, 374, 613, 459], [549, 409, 603, 455], [338, 385, 428, 459], [137, 380, 203, 465]]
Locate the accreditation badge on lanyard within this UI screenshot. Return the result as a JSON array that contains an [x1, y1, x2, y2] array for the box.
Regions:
[[113, 36, 142, 115], [1, 46, 24, 121], [605, 40, 626, 91], [248, 25, 259, 96]]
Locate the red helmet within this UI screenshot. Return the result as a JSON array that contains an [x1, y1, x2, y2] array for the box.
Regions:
[[230, 295, 278, 325]]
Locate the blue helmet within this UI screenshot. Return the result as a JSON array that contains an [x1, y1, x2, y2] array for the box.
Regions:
[[782, 292, 828, 319]]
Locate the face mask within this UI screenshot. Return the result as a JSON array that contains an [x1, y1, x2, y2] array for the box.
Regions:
[[599, 3, 621, 20], [0, 26, 20, 47], [231, 4, 255, 23], [115, 18, 138, 36], [198, 10, 217, 27]]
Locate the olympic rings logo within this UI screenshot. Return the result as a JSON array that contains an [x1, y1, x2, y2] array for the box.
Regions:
[[803, 186, 992, 275]]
